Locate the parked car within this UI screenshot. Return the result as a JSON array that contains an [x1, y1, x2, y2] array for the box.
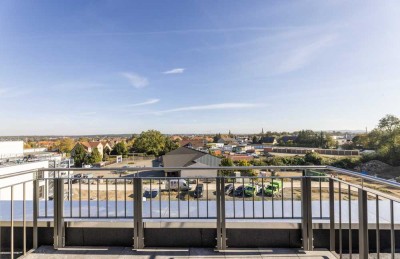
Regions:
[[165, 179, 191, 191], [81, 173, 94, 183], [234, 185, 245, 196], [193, 184, 204, 198], [143, 189, 159, 198], [72, 173, 82, 183], [259, 181, 282, 196], [224, 184, 234, 195], [243, 185, 258, 197]]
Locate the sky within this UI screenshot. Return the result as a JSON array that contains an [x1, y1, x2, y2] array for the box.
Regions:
[[0, 1, 400, 135]]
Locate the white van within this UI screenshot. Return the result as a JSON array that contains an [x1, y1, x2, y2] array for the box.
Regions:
[[165, 179, 191, 191]]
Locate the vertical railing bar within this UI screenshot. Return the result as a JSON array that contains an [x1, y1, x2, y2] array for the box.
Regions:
[[88, 179, 91, 218], [272, 178, 275, 218], [45, 179, 48, 218], [23, 182, 27, 255], [233, 180, 236, 219], [33, 177, 38, 249], [69, 172, 72, 218], [242, 177, 245, 218], [252, 178, 255, 218], [197, 178, 199, 218], [168, 179, 171, 218], [329, 178, 335, 252], [10, 186, 14, 259], [281, 178, 284, 218], [291, 178, 294, 218], [150, 179, 153, 218], [177, 178, 181, 218], [115, 179, 118, 218], [376, 194, 379, 259], [339, 181, 342, 258], [97, 178, 99, 218], [206, 180, 209, 218], [124, 179, 127, 218], [187, 179, 190, 219], [358, 188, 368, 259], [106, 179, 109, 218], [79, 179, 81, 218], [221, 177, 226, 249], [390, 199, 395, 259], [159, 179, 161, 219], [348, 184, 352, 259], [262, 177, 265, 218], [319, 177, 322, 219]]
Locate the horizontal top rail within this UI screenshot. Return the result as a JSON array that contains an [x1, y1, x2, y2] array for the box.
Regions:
[[0, 168, 39, 179], [39, 165, 329, 172], [327, 166, 400, 189]]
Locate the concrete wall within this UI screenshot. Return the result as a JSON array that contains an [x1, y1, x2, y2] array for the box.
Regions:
[[0, 141, 24, 158], [1, 227, 399, 252]]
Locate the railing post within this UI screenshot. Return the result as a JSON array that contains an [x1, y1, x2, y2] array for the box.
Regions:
[[53, 178, 65, 249], [358, 188, 368, 258], [301, 176, 313, 251], [33, 174, 39, 249], [133, 178, 144, 249], [329, 178, 335, 252], [216, 177, 227, 250]]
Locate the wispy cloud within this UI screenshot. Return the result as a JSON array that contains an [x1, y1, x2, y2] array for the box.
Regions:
[[163, 68, 185, 74], [121, 72, 149, 88], [125, 98, 160, 107], [155, 102, 264, 115], [277, 34, 337, 74]]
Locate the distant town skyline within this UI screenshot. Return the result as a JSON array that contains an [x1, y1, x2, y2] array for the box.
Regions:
[[1, 1, 399, 135]]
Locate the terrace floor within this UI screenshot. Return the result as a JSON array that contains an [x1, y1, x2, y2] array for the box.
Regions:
[[22, 246, 336, 259]]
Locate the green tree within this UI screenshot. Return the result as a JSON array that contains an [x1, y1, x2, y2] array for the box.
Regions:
[[165, 137, 179, 153], [87, 147, 102, 164], [213, 133, 222, 143], [131, 130, 175, 156], [219, 158, 234, 176], [55, 138, 75, 153], [111, 142, 128, 156], [235, 160, 255, 176], [72, 144, 87, 167], [304, 152, 323, 165]]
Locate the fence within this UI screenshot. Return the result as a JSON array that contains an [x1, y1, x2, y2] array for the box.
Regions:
[[0, 166, 399, 258]]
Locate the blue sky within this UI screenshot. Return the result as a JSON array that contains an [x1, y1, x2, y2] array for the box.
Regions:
[[1, 1, 400, 135]]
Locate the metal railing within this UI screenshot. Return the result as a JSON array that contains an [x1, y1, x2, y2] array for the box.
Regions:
[[0, 166, 399, 258]]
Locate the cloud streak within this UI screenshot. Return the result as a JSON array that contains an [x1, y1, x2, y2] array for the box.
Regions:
[[163, 68, 185, 74], [121, 72, 149, 88], [155, 102, 264, 114], [277, 34, 337, 74], [125, 98, 160, 107]]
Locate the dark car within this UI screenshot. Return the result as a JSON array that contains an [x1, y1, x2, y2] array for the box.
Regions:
[[224, 184, 234, 195], [233, 185, 245, 196], [143, 189, 159, 198], [193, 184, 204, 198], [72, 173, 82, 183]]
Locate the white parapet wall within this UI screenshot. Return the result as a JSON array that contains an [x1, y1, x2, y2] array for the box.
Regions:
[[0, 141, 24, 159], [0, 160, 49, 201]]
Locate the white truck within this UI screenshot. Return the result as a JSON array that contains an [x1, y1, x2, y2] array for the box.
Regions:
[[165, 179, 191, 191]]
